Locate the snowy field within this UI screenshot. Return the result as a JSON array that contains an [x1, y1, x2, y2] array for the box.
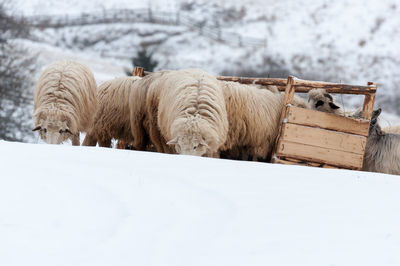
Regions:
[[1, 140, 400, 266]]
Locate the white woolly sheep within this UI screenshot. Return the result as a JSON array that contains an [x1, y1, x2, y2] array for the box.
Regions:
[[82, 76, 142, 147], [219, 81, 310, 161], [362, 108, 400, 175], [128, 72, 168, 151], [146, 69, 229, 157], [33, 60, 97, 145]]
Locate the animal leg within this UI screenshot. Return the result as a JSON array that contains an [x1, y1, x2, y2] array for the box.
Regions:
[[72, 134, 80, 146], [98, 137, 112, 148], [149, 125, 165, 153], [82, 131, 97, 146]]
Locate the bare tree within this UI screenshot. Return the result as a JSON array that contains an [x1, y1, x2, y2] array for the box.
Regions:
[[0, 1, 37, 141], [125, 45, 159, 75]]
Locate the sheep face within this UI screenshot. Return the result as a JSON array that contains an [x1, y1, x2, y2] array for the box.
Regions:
[[167, 134, 209, 156], [32, 119, 73, 144], [308, 89, 340, 113]]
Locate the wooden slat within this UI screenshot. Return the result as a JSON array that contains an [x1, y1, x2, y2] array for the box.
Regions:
[[281, 123, 367, 155], [271, 76, 296, 158], [216, 76, 287, 87], [273, 157, 342, 169], [272, 157, 300, 165], [276, 141, 364, 169], [293, 78, 376, 94], [293, 85, 376, 94], [322, 164, 337, 169], [286, 106, 370, 137], [361, 87, 377, 120]]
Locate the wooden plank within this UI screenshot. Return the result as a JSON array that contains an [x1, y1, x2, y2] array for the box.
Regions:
[[293, 78, 376, 94], [282, 76, 296, 106], [281, 123, 367, 155], [322, 164, 338, 169], [284, 157, 302, 163], [293, 85, 376, 94], [272, 157, 302, 166], [271, 76, 296, 158], [276, 141, 364, 169], [286, 106, 370, 137], [361, 86, 377, 119], [216, 76, 287, 87]]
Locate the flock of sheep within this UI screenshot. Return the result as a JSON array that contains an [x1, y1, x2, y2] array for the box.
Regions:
[[32, 60, 400, 175]]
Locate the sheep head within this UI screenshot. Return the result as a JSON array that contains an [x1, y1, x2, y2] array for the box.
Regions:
[[33, 110, 77, 144], [308, 89, 340, 113], [167, 116, 214, 156], [167, 134, 209, 156]]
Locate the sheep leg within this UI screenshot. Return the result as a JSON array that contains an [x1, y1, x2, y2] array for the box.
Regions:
[[72, 134, 80, 146], [209, 151, 220, 158], [82, 131, 97, 146], [213, 152, 220, 158], [161, 135, 174, 154], [98, 137, 112, 148], [149, 125, 166, 153], [132, 128, 148, 151]]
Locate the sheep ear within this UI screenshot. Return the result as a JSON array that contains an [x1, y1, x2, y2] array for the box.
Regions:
[[329, 102, 340, 109], [199, 138, 209, 148], [323, 93, 333, 101], [32, 126, 41, 131], [167, 137, 178, 145], [373, 108, 382, 118]]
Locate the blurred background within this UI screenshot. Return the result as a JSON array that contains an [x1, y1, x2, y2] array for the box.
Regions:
[[1, 0, 399, 143]]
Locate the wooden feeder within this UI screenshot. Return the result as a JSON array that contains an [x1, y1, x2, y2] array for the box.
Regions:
[[136, 67, 377, 170], [271, 76, 377, 170]]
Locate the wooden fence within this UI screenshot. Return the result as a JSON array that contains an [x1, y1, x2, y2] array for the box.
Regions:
[[26, 8, 267, 48]]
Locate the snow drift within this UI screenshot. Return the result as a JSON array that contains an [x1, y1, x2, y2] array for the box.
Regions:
[[1, 140, 400, 266]]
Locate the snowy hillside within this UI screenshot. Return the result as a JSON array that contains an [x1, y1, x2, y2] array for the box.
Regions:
[[15, 0, 400, 110], [1, 140, 400, 266]]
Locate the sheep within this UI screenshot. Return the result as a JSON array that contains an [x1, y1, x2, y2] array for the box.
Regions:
[[82, 76, 142, 147], [307, 88, 362, 118], [32, 60, 97, 145], [308, 88, 342, 114], [129, 71, 167, 151], [362, 108, 400, 175], [219, 80, 310, 161], [145, 69, 229, 157]]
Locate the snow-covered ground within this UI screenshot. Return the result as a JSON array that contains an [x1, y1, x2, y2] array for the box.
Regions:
[[1, 140, 400, 266]]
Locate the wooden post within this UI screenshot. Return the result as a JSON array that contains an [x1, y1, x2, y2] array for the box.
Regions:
[[271, 76, 296, 161], [133, 67, 145, 77], [361, 82, 377, 120]]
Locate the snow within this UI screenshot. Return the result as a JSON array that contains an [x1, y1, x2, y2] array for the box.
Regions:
[[1, 140, 400, 266]]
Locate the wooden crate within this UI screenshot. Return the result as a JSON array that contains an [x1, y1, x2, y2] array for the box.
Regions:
[[270, 76, 377, 170]]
